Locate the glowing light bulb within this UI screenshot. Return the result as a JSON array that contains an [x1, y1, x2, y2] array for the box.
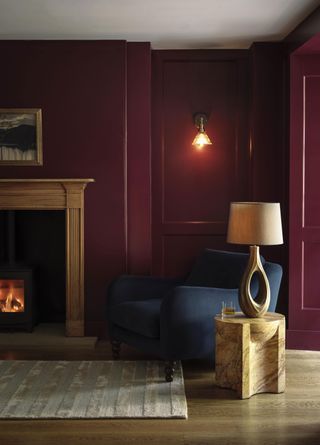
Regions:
[[192, 115, 213, 149]]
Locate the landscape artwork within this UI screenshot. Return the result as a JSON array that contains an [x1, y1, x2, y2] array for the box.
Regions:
[[0, 109, 42, 165]]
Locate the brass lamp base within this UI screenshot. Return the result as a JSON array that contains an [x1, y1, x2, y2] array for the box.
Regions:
[[239, 245, 270, 318]]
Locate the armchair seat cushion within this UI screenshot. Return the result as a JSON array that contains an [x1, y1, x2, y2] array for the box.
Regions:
[[110, 299, 162, 339]]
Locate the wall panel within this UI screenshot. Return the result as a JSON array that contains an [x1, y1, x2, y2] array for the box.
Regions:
[[152, 51, 250, 276]]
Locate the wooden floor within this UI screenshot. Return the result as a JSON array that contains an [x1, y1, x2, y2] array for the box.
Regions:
[[0, 344, 319, 445]]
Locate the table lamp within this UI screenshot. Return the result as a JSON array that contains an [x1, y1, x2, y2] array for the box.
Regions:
[[227, 202, 283, 318]]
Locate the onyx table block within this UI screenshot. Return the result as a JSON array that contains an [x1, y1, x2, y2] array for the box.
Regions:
[[215, 312, 285, 399]]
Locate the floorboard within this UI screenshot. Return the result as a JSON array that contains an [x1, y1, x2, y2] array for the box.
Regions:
[[0, 344, 319, 445]]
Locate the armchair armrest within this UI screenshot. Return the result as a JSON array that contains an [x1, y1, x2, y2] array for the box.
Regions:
[[160, 286, 240, 361], [107, 275, 183, 308]]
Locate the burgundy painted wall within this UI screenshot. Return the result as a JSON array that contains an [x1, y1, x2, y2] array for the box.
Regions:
[[0, 41, 151, 336], [127, 43, 152, 275], [250, 44, 286, 204], [250, 43, 288, 316], [152, 50, 251, 277], [288, 46, 320, 350], [0, 40, 291, 339]]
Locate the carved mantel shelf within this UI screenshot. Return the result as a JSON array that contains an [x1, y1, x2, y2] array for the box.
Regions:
[[0, 178, 94, 337]]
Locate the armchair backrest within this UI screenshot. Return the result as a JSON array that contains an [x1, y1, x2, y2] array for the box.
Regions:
[[185, 249, 266, 289]]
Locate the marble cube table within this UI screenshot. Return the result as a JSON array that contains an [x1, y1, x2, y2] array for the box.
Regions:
[[215, 312, 285, 399]]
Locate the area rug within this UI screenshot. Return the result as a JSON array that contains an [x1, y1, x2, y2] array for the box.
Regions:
[[0, 360, 188, 419]]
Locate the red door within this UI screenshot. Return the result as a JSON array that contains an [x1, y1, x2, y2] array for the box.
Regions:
[[289, 48, 320, 350]]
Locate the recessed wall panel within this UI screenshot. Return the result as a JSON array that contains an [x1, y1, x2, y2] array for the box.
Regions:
[[304, 75, 320, 227], [152, 51, 250, 276], [163, 61, 238, 223], [303, 241, 320, 309]]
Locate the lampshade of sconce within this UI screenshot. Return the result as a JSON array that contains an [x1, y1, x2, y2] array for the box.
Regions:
[[227, 202, 283, 318], [192, 113, 212, 149], [192, 131, 212, 148]]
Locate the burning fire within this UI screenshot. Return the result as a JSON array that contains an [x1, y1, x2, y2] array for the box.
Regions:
[[0, 280, 25, 313]]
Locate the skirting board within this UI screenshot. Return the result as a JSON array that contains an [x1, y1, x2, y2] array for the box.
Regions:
[[287, 329, 320, 351]]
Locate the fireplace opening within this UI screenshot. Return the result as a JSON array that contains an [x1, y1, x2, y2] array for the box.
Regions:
[[0, 211, 34, 331], [0, 210, 65, 331], [15, 210, 66, 324]]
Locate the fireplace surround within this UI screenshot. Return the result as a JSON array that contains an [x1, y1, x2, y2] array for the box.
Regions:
[[0, 179, 94, 336]]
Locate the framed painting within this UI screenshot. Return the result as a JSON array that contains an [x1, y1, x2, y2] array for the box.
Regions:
[[0, 109, 43, 165]]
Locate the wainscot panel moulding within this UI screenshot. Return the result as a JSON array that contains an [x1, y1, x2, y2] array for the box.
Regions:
[[0, 179, 94, 336]]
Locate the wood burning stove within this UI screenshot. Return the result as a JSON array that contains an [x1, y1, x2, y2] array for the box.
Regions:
[[0, 211, 34, 331]]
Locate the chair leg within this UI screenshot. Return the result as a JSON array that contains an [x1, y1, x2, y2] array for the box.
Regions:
[[111, 339, 121, 360], [165, 360, 177, 382]]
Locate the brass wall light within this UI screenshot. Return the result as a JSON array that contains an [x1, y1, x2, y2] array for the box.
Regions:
[[192, 113, 212, 150]]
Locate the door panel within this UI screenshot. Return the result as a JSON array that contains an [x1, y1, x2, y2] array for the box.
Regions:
[[289, 55, 320, 347]]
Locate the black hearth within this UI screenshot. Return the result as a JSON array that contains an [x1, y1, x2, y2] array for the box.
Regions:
[[0, 211, 34, 331]]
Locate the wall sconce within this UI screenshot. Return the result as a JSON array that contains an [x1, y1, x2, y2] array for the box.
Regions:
[[192, 113, 212, 150]]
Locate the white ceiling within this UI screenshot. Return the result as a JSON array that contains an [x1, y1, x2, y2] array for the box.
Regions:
[[0, 0, 319, 49]]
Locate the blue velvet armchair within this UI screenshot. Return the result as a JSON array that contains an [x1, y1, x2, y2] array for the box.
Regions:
[[107, 249, 282, 381]]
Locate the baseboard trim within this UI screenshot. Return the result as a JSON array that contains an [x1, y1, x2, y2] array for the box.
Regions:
[[287, 329, 320, 351]]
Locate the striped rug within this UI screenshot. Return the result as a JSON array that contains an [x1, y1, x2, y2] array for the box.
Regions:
[[0, 360, 187, 419]]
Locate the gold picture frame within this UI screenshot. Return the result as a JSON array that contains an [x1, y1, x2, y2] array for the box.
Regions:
[[0, 108, 43, 166]]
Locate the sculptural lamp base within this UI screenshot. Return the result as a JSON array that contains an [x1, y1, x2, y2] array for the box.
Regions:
[[239, 245, 270, 318]]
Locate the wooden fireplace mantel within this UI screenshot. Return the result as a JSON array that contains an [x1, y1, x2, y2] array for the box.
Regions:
[[0, 178, 94, 337]]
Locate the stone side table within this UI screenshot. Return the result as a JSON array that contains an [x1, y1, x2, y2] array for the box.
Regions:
[[215, 312, 285, 399]]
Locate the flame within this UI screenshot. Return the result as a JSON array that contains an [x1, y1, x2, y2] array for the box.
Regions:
[[0, 286, 24, 313], [5, 292, 13, 312]]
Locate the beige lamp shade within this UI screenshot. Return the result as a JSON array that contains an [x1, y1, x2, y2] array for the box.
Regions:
[[227, 202, 283, 246]]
